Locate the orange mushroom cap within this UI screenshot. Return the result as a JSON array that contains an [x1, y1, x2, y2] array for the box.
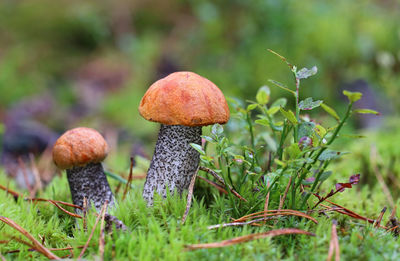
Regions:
[[52, 127, 109, 170], [139, 71, 230, 126]]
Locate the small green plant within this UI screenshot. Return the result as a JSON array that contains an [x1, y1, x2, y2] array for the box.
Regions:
[[192, 50, 378, 214]]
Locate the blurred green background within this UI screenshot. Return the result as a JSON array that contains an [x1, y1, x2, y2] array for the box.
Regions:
[[0, 0, 398, 144]]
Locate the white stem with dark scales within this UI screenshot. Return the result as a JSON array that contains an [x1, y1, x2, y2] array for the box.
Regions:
[[66, 162, 114, 212], [143, 124, 202, 205]]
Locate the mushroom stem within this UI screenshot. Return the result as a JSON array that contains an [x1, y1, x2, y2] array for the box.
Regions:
[[66, 162, 114, 212], [143, 124, 202, 205]]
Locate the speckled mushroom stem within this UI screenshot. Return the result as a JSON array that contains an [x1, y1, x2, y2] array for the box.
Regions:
[[66, 162, 114, 212], [143, 124, 202, 205]]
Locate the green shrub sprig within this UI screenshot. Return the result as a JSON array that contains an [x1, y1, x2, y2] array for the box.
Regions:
[[192, 51, 378, 214]]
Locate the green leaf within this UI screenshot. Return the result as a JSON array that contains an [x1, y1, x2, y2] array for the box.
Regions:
[[211, 124, 224, 136], [296, 66, 318, 79], [256, 86, 270, 105], [321, 103, 340, 121], [190, 143, 205, 155], [279, 107, 298, 125], [268, 79, 295, 95], [200, 155, 214, 163], [247, 103, 258, 111], [202, 135, 214, 143], [285, 143, 301, 159], [318, 150, 349, 161], [274, 159, 286, 167], [343, 90, 362, 103], [267, 106, 280, 115], [319, 171, 333, 182], [271, 98, 287, 108], [354, 109, 380, 115], [314, 125, 327, 138], [299, 97, 323, 110], [298, 122, 316, 138], [255, 118, 269, 126]]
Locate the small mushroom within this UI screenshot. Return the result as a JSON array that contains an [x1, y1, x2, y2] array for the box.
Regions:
[[52, 127, 114, 212], [139, 71, 230, 205]]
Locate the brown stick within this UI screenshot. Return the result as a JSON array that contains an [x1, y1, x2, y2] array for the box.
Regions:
[[374, 207, 387, 228], [279, 177, 292, 211], [208, 217, 278, 230], [234, 209, 318, 224], [185, 228, 314, 250], [78, 201, 108, 259], [122, 157, 134, 201], [263, 181, 270, 222], [199, 166, 247, 202], [182, 168, 199, 224], [332, 220, 340, 261], [0, 217, 60, 259], [197, 176, 228, 195], [83, 197, 88, 232]]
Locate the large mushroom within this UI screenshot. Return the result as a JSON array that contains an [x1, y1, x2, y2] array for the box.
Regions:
[[52, 127, 114, 212], [139, 71, 230, 205]]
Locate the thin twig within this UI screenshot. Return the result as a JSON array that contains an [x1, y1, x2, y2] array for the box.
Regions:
[[78, 201, 108, 259], [374, 207, 387, 228], [0, 184, 22, 198], [327, 220, 340, 261], [83, 197, 88, 232], [319, 202, 386, 229], [197, 176, 228, 194], [27, 198, 82, 218], [208, 217, 277, 230], [263, 180, 270, 221], [47, 200, 82, 219], [278, 177, 293, 218], [182, 168, 199, 224], [327, 235, 334, 261], [185, 228, 314, 250], [279, 177, 292, 211], [313, 195, 379, 225], [0, 217, 60, 259], [28, 198, 83, 209], [234, 209, 318, 224], [199, 166, 247, 202], [387, 225, 399, 232], [122, 157, 135, 201]]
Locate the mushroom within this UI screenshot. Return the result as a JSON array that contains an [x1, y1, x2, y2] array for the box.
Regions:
[[139, 71, 230, 205], [52, 127, 114, 212]]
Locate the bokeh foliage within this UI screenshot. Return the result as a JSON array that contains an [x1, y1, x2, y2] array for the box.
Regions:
[[0, 0, 398, 135]]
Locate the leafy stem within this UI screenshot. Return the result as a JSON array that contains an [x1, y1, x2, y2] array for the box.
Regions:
[[327, 102, 354, 145]]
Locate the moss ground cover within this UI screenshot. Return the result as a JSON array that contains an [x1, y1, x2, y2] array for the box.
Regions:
[[1, 54, 399, 260]]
